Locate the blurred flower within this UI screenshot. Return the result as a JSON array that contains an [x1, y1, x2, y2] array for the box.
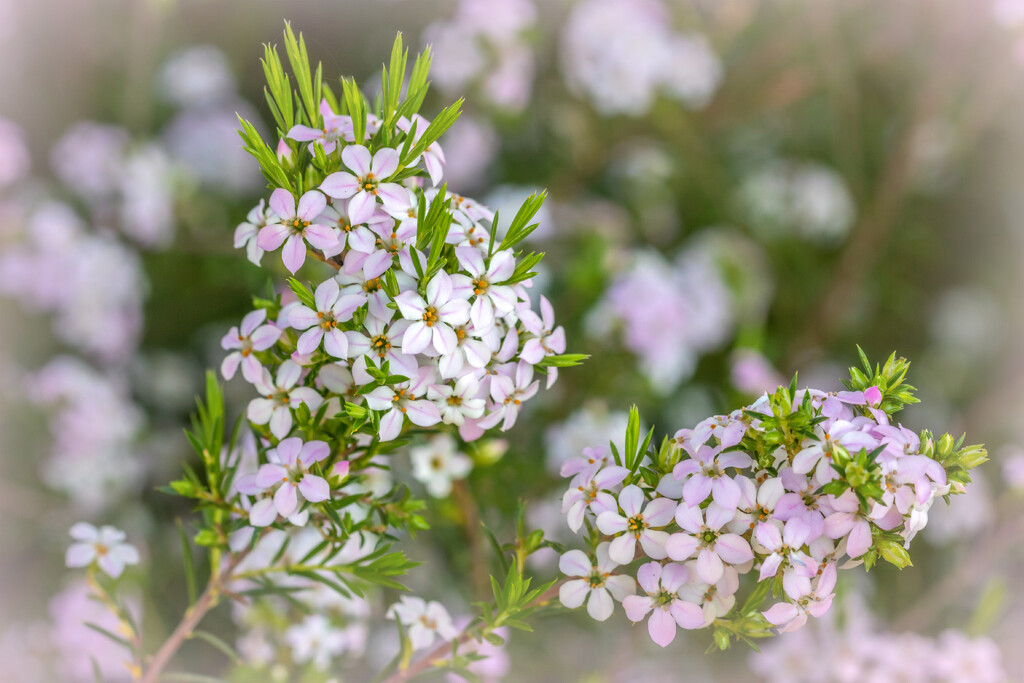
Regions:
[[162, 103, 264, 196], [731, 349, 784, 395], [736, 160, 856, 244], [924, 469, 994, 545], [158, 44, 236, 107], [439, 115, 499, 191], [51, 122, 129, 198], [561, 0, 722, 116], [0, 117, 29, 187], [424, 0, 537, 112], [50, 581, 136, 681], [65, 523, 139, 578], [410, 433, 473, 498], [588, 247, 733, 393], [386, 596, 458, 650], [1001, 446, 1024, 490], [28, 357, 145, 510], [117, 144, 176, 248], [544, 402, 631, 475], [285, 614, 349, 671]]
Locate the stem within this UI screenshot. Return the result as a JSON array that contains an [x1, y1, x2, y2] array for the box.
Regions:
[[451, 480, 489, 600], [381, 581, 563, 683], [139, 548, 251, 683]]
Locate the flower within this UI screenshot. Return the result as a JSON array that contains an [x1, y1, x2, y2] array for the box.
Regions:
[[596, 485, 676, 564], [242, 437, 332, 526], [320, 144, 409, 224], [410, 433, 473, 497], [398, 114, 446, 186], [285, 614, 349, 671], [257, 188, 338, 273], [428, 373, 486, 426], [364, 367, 443, 441], [387, 596, 458, 650], [558, 543, 636, 621], [455, 247, 516, 331], [622, 561, 705, 647], [65, 523, 139, 578], [220, 309, 282, 382], [665, 502, 754, 584], [394, 271, 472, 356], [287, 99, 355, 154], [561, 462, 627, 532], [247, 361, 324, 438], [288, 279, 363, 357]]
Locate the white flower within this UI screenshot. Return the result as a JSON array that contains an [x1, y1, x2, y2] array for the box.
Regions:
[[558, 543, 636, 621], [387, 596, 458, 650], [410, 433, 473, 497], [65, 523, 139, 578], [285, 614, 348, 671]]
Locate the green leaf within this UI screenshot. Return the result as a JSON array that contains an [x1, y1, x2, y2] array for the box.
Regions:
[[497, 192, 546, 252], [537, 353, 589, 368], [176, 519, 197, 606]]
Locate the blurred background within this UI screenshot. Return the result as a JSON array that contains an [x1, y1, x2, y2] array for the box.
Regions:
[[1, 0, 1023, 680]]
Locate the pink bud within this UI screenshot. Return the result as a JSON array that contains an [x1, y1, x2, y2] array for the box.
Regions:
[[864, 386, 882, 406], [276, 138, 293, 163], [332, 460, 350, 480]]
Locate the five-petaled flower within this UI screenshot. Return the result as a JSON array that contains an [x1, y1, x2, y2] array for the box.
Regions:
[[257, 188, 338, 273], [242, 437, 332, 526], [65, 522, 140, 578], [558, 543, 636, 621]]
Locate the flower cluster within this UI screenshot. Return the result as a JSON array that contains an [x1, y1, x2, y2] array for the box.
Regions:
[[226, 45, 568, 517], [587, 247, 733, 394], [561, 0, 722, 116], [736, 159, 856, 245], [557, 355, 986, 647]]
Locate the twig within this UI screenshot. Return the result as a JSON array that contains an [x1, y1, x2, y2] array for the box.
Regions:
[[381, 581, 563, 683], [139, 547, 252, 683], [451, 480, 490, 600]]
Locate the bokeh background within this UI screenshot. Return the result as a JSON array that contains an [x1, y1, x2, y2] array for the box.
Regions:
[[1, 0, 1023, 680]]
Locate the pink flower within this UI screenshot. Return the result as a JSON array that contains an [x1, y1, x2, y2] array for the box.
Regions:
[[455, 247, 517, 331], [665, 502, 753, 584], [755, 519, 819, 599], [221, 309, 282, 382], [288, 279, 363, 358], [257, 189, 338, 273], [596, 485, 676, 564], [320, 145, 409, 224], [243, 437, 332, 526], [520, 295, 566, 388], [562, 463, 628, 532], [477, 360, 539, 431], [672, 443, 751, 511], [823, 491, 873, 559], [558, 543, 636, 621], [287, 100, 354, 154], [398, 114, 446, 186], [364, 367, 443, 441], [622, 562, 705, 647], [761, 562, 837, 633], [394, 272, 472, 355]]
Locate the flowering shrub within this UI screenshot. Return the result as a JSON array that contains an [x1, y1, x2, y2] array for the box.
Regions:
[[41, 17, 1001, 683], [556, 351, 986, 648]]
